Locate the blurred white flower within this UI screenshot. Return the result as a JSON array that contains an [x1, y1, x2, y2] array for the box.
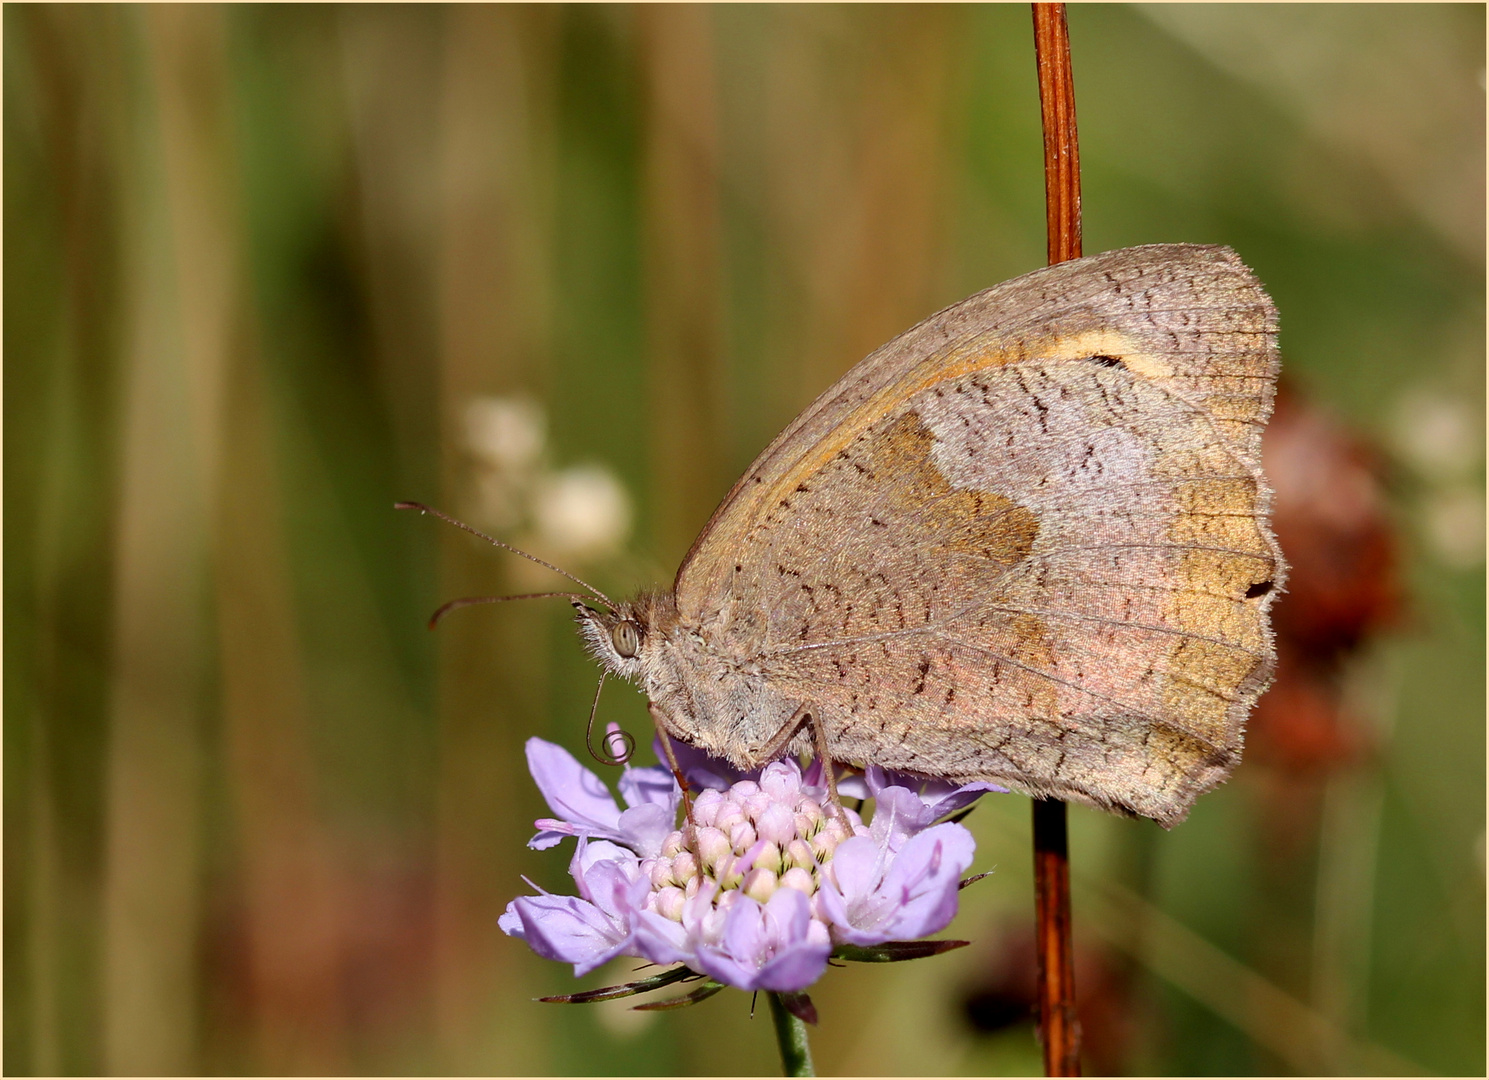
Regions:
[[465, 396, 547, 473], [1391, 391, 1478, 480], [533, 464, 632, 559], [1424, 489, 1485, 569], [1389, 388, 1485, 569], [459, 395, 632, 565]]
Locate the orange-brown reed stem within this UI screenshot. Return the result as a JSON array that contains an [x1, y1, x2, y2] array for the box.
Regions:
[[1030, 4, 1082, 1076], [1033, 3, 1081, 266]]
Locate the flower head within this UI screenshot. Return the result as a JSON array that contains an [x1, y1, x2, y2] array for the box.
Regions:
[[502, 736, 994, 993]]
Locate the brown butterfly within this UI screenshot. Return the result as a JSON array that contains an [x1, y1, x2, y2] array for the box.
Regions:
[[567, 244, 1285, 829], [412, 244, 1282, 828]]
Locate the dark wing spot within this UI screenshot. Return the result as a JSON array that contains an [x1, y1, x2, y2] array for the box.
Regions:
[[1245, 580, 1274, 599], [1090, 355, 1125, 368]]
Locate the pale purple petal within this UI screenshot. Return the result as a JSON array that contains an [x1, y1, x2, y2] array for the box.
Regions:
[[498, 902, 524, 937], [526, 739, 678, 855], [820, 823, 975, 945], [570, 839, 648, 916], [820, 836, 888, 916], [632, 909, 692, 967], [866, 786, 940, 852], [526, 738, 623, 848], [501, 894, 632, 976], [534, 804, 673, 859], [528, 822, 582, 851], [866, 765, 1005, 814], [917, 781, 1004, 820], [800, 757, 829, 793], [617, 761, 678, 811], [501, 840, 651, 976], [835, 771, 872, 800], [861, 766, 1001, 849], [659, 736, 759, 791], [873, 824, 975, 939], [693, 888, 832, 991], [615, 803, 674, 859]]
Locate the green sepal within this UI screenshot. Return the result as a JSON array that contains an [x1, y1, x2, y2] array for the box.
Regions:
[[777, 990, 818, 1025], [631, 980, 726, 1011], [831, 939, 970, 963], [536, 964, 698, 1004]]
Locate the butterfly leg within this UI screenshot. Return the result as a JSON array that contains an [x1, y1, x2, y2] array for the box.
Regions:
[[807, 710, 851, 827], [758, 704, 851, 827], [647, 703, 696, 821]]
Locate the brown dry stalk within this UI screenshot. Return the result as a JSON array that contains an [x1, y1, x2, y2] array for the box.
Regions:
[[1030, 4, 1082, 1076]]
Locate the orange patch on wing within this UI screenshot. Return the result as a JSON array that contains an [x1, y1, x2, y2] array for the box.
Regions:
[[1157, 441, 1276, 746], [866, 413, 1040, 568]]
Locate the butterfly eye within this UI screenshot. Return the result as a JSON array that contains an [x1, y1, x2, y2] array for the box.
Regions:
[[611, 620, 641, 659]]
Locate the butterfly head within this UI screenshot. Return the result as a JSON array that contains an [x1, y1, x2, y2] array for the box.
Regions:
[[572, 591, 676, 684]]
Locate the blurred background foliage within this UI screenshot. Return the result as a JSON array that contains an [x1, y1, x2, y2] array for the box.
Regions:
[[5, 4, 1483, 1075]]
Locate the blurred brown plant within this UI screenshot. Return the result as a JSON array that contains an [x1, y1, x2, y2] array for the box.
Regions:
[[961, 923, 1136, 1077], [1249, 382, 1403, 774]]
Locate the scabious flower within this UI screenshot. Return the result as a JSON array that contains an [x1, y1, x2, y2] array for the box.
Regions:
[[500, 734, 1001, 994]]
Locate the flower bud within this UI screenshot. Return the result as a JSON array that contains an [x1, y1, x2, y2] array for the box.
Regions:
[[730, 780, 761, 799], [778, 867, 815, 895], [741, 867, 778, 903], [645, 858, 674, 889], [752, 841, 783, 876], [760, 762, 799, 799], [785, 838, 816, 871], [671, 850, 699, 884], [756, 802, 796, 845], [742, 792, 773, 823], [714, 805, 746, 837], [805, 917, 832, 950], [822, 815, 853, 844], [693, 826, 731, 872], [661, 830, 686, 858], [654, 885, 686, 921], [691, 789, 724, 828], [728, 820, 757, 854]]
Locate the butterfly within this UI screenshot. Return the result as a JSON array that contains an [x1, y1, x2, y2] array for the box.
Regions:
[[557, 243, 1285, 829], [409, 243, 1282, 828]]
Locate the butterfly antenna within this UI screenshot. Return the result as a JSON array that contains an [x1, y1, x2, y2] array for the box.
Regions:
[[395, 501, 616, 611], [426, 592, 601, 630], [584, 673, 634, 766]]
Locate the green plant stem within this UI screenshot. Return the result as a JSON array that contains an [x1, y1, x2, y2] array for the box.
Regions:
[[767, 993, 814, 1077]]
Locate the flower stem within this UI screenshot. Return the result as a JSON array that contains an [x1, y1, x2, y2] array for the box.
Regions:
[[766, 992, 815, 1076]]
